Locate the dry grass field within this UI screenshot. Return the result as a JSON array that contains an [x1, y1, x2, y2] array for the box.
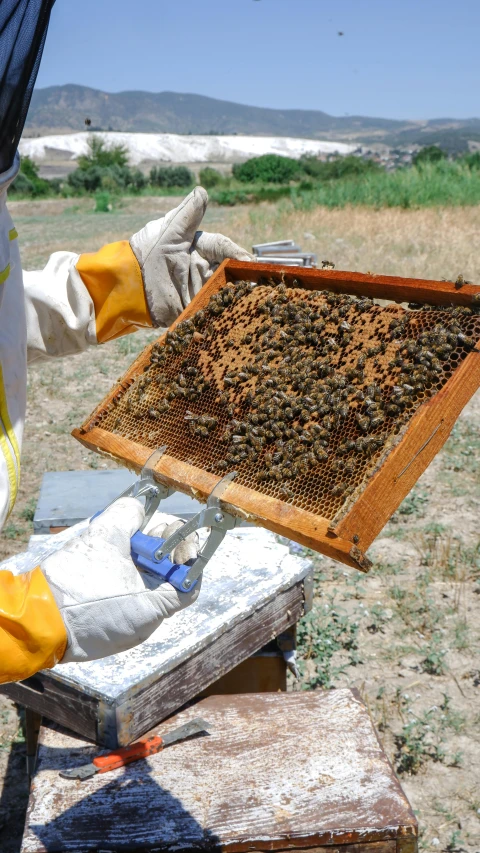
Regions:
[[0, 196, 479, 852]]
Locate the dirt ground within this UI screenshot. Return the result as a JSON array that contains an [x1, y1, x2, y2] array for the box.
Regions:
[[0, 197, 479, 852]]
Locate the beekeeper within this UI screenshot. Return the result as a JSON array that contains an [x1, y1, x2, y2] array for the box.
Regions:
[[0, 3, 250, 685]]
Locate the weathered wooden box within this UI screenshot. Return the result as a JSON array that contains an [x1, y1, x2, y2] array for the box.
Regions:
[[1, 528, 311, 747], [20, 690, 418, 853]]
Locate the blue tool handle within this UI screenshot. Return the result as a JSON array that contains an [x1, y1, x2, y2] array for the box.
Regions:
[[92, 511, 197, 592], [130, 530, 199, 592]]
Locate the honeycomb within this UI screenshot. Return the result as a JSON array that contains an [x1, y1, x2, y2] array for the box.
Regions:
[[92, 277, 480, 522]]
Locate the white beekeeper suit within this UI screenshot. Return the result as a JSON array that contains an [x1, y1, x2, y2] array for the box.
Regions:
[[0, 155, 250, 683]]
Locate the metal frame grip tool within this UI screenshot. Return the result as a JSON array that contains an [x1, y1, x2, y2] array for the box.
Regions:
[[92, 448, 238, 593]]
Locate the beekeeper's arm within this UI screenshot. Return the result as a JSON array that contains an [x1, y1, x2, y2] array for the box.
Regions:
[[0, 499, 200, 684], [25, 187, 250, 362]]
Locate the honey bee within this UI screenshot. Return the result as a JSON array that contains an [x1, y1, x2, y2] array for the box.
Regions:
[[386, 403, 400, 416], [221, 287, 234, 305], [331, 483, 346, 497], [457, 332, 475, 350], [344, 458, 356, 475], [356, 414, 371, 433]]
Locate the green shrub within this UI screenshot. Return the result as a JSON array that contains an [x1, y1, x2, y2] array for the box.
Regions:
[[412, 145, 447, 167], [94, 191, 112, 212], [130, 168, 147, 191], [149, 165, 194, 187], [461, 150, 480, 169], [10, 155, 58, 197], [198, 166, 224, 188], [232, 154, 301, 184], [77, 135, 129, 170], [68, 163, 146, 194], [300, 154, 381, 180]]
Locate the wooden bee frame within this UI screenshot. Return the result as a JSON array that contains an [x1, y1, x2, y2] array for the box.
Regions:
[[72, 261, 480, 572]]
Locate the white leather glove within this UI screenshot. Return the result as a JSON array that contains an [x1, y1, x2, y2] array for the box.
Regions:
[[40, 498, 201, 664], [130, 186, 251, 328]]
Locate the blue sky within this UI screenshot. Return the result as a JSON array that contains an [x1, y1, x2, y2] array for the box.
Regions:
[[35, 0, 480, 120]]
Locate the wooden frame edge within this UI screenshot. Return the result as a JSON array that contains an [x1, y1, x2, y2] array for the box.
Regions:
[[72, 426, 366, 570], [334, 349, 480, 548]]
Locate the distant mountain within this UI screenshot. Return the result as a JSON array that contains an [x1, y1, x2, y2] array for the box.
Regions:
[[25, 85, 480, 152]]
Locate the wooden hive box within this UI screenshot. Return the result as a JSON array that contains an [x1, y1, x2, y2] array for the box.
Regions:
[[21, 690, 418, 853], [2, 528, 311, 747], [73, 260, 480, 571]]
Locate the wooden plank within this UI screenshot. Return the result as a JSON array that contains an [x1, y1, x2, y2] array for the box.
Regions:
[[21, 690, 417, 853], [222, 259, 480, 307], [1, 672, 101, 743], [114, 578, 306, 744], [72, 425, 367, 571], [333, 348, 480, 547]]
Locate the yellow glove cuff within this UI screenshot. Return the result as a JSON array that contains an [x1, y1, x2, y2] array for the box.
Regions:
[[76, 240, 153, 343], [0, 567, 67, 684]]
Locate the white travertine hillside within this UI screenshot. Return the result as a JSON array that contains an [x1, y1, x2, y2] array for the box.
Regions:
[[20, 131, 355, 165]]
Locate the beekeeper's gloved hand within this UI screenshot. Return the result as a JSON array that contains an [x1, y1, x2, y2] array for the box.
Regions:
[[40, 498, 201, 664], [130, 186, 251, 328]]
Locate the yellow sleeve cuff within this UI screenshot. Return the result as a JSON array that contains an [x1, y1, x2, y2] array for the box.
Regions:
[[0, 567, 67, 684], [76, 240, 153, 343]]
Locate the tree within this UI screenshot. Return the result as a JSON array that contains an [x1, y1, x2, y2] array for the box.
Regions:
[[199, 167, 223, 188], [149, 166, 194, 187], [77, 135, 129, 170], [233, 154, 301, 184], [412, 146, 446, 167]]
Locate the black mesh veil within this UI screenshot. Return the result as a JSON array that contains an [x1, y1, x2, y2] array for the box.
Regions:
[[0, 0, 55, 174]]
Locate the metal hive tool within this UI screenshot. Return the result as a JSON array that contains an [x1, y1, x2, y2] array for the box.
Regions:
[[73, 260, 480, 571]]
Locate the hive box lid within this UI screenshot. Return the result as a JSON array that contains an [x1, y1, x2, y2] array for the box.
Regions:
[[33, 469, 203, 533], [21, 690, 417, 853]]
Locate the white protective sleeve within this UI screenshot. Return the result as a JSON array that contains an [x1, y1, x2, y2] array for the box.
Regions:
[[23, 252, 98, 363]]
